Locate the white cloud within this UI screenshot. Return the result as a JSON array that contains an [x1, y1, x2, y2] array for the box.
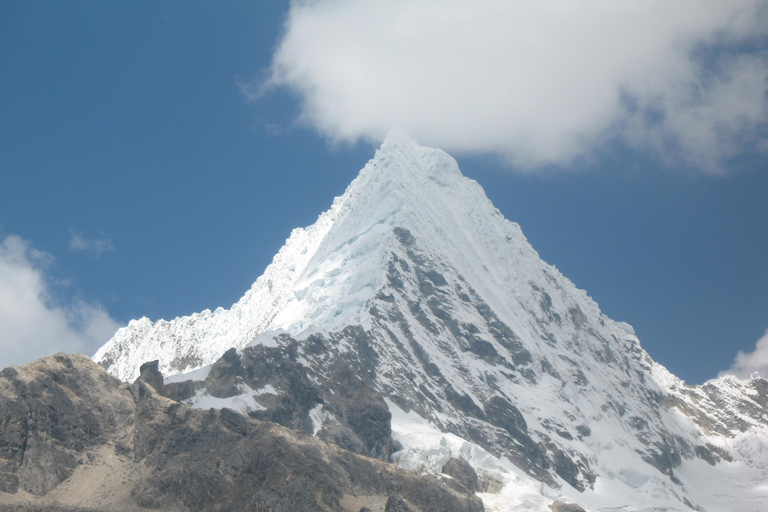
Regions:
[[722, 329, 768, 379], [69, 229, 114, 257], [0, 235, 122, 369], [260, 0, 768, 172]]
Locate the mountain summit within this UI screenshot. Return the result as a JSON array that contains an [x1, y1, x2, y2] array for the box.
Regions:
[[94, 133, 768, 511], [95, 130, 539, 381]]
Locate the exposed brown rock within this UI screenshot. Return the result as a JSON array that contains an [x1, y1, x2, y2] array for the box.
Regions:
[[0, 354, 483, 512], [549, 501, 587, 512], [442, 457, 478, 493]]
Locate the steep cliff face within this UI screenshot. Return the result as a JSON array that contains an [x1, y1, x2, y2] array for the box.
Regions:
[[93, 133, 768, 511], [0, 354, 483, 512]]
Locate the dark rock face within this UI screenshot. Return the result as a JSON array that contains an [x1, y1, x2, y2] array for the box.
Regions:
[[550, 447, 582, 490], [206, 347, 242, 398], [442, 457, 478, 493], [0, 354, 483, 512], [189, 338, 394, 462], [323, 360, 393, 461], [237, 343, 322, 436], [137, 359, 164, 392], [162, 378, 196, 402]]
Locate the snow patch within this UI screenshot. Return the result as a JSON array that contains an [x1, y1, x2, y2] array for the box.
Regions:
[[308, 404, 334, 436], [164, 364, 211, 384], [254, 384, 278, 396], [187, 384, 265, 415]]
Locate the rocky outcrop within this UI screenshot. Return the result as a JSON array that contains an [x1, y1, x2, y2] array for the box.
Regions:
[[0, 354, 133, 497], [441, 458, 478, 494], [0, 354, 483, 512], [182, 340, 394, 462], [136, 360, 164, 393], [549, 501, 587, 512]]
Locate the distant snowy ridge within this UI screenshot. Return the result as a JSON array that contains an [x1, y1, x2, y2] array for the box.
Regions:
[[94, 132, 768, 512]]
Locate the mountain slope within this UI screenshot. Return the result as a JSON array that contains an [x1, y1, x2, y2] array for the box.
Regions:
[[94, 133, 768, 511]]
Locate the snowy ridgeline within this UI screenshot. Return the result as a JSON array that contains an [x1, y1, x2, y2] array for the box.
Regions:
[[97, 132, 768, 512], [95, 130, 540, 382]]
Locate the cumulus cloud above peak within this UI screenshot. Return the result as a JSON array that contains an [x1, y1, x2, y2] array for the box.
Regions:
[[261, 0, 768, 172]]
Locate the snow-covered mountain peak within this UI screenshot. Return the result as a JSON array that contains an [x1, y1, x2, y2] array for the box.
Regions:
[[94, 132, 604, 388], [263, 131, 491, 331], [93, 135, 768, 511], [94, 131, 502, 380]]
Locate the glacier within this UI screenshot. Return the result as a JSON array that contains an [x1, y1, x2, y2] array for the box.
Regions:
[[94, 131, 768, 512]]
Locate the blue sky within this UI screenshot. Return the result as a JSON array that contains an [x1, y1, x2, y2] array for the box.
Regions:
[[1, 1, 767, 384]]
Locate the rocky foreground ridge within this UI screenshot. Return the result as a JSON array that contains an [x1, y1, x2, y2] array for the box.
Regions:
[[0, 353, 485, 512]]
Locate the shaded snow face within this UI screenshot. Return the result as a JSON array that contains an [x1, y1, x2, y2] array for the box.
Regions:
[[95, 132, 768, 511]]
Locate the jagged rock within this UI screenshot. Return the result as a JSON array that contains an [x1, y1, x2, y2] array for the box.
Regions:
[[0, 354, 484, 512], [0, 354, 133, 496], [442, 457, 478, 493], [236, 343, 321, 436], [549, 446, 583, 491], [162, 378, 196, 402], [192, 340, 394, 462], [206, 347, 242, 398], [137, 359, 164, 392], [325, 360, 393, 460]]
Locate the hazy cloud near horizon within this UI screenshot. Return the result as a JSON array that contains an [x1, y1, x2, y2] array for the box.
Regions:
[[722, 329, 768, 380], [0, 235, 121, 368], [260, 0, 768, 173]]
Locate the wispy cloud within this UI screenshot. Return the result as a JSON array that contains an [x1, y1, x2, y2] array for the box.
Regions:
[[258, 0, 768, 173], [0, 235, 121, 369], [721, 329, 768, 379], [69, 229, 114, 257]]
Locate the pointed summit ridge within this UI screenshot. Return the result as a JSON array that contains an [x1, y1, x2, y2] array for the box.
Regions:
[[95, 133, 545, 381]]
